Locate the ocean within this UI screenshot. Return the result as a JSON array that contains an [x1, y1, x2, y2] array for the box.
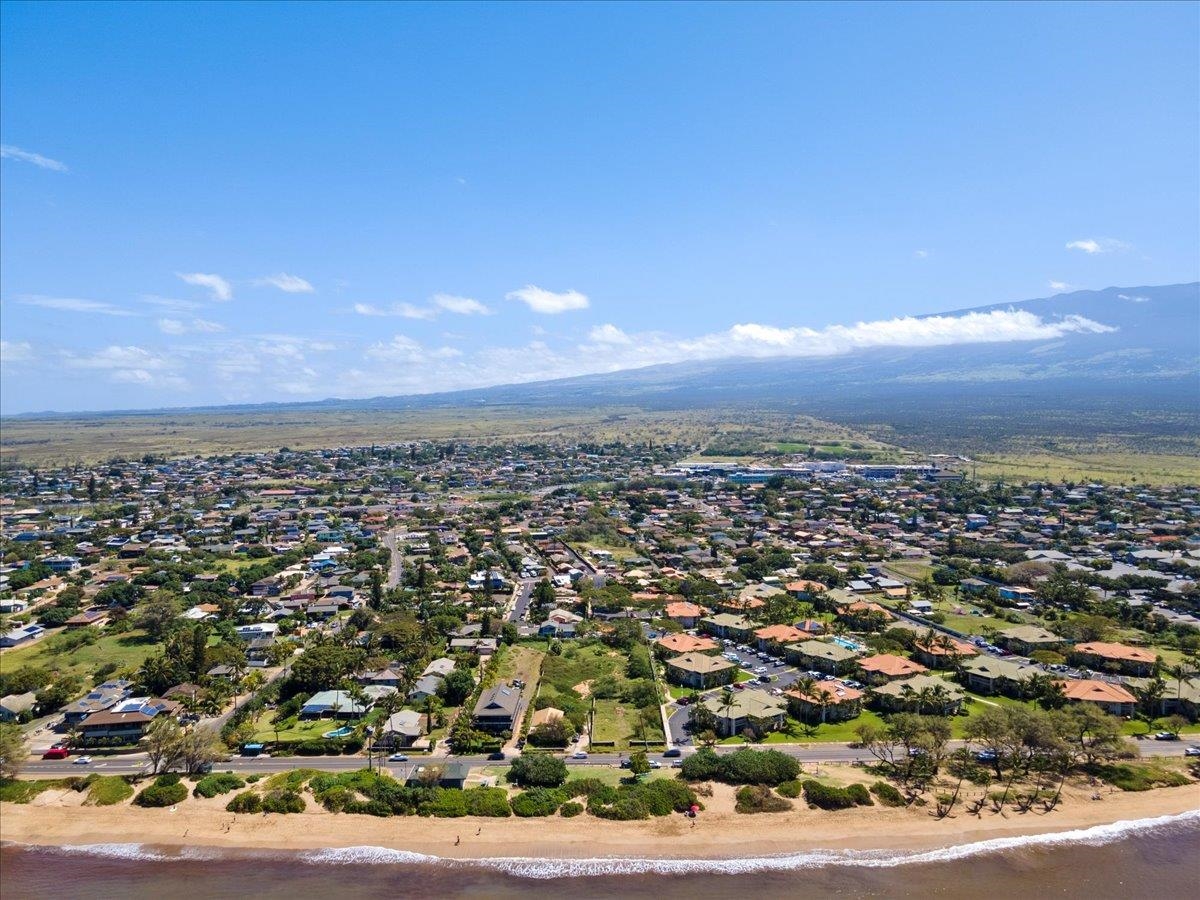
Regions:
[[2, 812, 1197, 899]]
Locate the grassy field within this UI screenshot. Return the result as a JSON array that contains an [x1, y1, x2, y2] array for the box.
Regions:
[[591, 698, 664, 747], [882, 560, 935, 582], [250, 711, 357, 744], [970, 451, 1200, 486], [0, 628, 157, 681]]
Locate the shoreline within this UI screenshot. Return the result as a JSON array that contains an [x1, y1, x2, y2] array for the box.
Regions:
[[3, 783, 1198, 863]]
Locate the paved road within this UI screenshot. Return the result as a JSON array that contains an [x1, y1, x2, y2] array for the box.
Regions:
[[507, 578, 537, 623], [382, 528, 404, 588], [22, 739, 1190, 778]]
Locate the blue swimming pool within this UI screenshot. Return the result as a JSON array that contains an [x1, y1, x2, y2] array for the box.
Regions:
[[322, 726, 354, 739], [831, 636, 864, 652]]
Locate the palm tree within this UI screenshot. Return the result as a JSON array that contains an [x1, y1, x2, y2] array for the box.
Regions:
[[718, 686, 737, 737], [793, 676, 818, 724]]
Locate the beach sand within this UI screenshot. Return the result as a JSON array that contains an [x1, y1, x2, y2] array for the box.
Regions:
[[3, 780, 1198, 860]]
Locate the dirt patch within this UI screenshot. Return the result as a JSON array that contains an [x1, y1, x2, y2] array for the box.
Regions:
[[573, 680, 593, 698]]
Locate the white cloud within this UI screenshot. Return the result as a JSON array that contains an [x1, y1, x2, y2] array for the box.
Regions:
[[1048, 280, 1073, 293], [140, 295, 204, 312], [506, 284, 590, 314], [64, 345, 167, 370], [1, 144, 68, 172], [432, 294, 490, 316], [177, 272, 233, 301], [19, 295, 135, 317], [157, 318, 225, 335], [1066, 238, 1130, 255], [1117, 293, 1150, 303], [353, 295, 489, 319], [255, 273, 315, 293], [588, 324, 633, 345], [913, 249, 929, 259], [0, 341, 34, 364]]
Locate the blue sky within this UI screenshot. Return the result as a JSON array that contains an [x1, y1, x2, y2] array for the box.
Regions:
[[1, 1, 1197, 413]]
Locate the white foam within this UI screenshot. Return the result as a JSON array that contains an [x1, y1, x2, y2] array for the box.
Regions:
[[13, 809, 1199, 879]]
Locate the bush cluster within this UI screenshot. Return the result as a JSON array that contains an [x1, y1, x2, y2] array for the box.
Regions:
[[226, 791, 262, 813], [261, 789, 306, 814], [134, 774, 188, 808], [193, 773, 246, 798], [680, 748, 800, 786], [775, 779, 804, 799], [801, 780, 873, 811], [511, 787, 566, 817], [869, 781, 906, 807], [735, 785, 793, 814]]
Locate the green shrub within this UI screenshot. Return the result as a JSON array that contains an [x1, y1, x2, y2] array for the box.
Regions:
[[629, 778, 697, 815], [263, 769, 319, 791], [418, 788, 467, 817], [735, 785, 793, 814], [590, 796, 649, 820], [86, 776, 134, 806], [0, 778, 66, 803], [226, 791, 262, 813], [870, 781, 905, 807], [1093, 764, 1191, 792], [261, 789, 306, 814], [245, 774, 262, 784], [561, 778, 608, 798], [463, 787, 512, 817], [511, 787, 566, 817], [134, 777, 188, 808], [680, 748, 799, 786], [155, 772, 181, 787], [775, 779, 803, 799], [507, 753, 568, 788], [193, 773, 245, 798], [846, 783, 872, 806], [801, 780, 872, 811], [560, 800, 584, 817]]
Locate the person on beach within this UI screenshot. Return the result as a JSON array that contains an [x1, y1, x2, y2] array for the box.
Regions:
[[455, 835, 461, 845]]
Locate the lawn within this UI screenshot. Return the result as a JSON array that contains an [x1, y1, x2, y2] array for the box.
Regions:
[[494, 644, 546, 687], [0, 627, 158, 681], [881, 560, 935, 582], [592, 698, 665, 749], [210, 557, 260, 574], [250, 711, 363, 744]]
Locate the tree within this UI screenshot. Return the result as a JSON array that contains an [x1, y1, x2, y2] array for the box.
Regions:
[[179, 726, 225, 774], [136, 594, 182, 641], [507, 753, 568, 788], [143, 716, 185, 774], [628, 750, 651, 778], [0, 723, 27, 779], [1051, 704, 1125, 766], [1132, 677, 1167, 732], [438, 669, 475, 706]]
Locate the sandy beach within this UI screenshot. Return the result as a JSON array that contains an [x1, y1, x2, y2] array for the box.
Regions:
[[3, 780, 1198, 861]]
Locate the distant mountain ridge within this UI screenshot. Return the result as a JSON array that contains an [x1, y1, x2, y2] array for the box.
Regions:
[[6, 282, 1197, 422]]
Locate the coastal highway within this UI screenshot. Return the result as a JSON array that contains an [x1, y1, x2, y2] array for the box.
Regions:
[[19, 740, 1192, 778]]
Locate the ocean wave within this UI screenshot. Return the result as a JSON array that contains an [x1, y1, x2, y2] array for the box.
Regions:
[[8, 808, 1198, 879]]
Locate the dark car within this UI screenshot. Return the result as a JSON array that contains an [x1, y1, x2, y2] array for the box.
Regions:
[[663, 748, 682, 758], [487, 751, 506, 760]]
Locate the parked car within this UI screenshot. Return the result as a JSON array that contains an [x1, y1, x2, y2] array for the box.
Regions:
[[648, 759, 662, 769], [1153, 732, 1180, 741], [487, 751, 506, 761], [42, 747, 70, 760], [676, 696, 691, 706], [1184, 746, 1200, 757]]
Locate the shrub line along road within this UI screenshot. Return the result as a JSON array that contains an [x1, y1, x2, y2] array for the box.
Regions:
[[19, 740, 1187, 778]]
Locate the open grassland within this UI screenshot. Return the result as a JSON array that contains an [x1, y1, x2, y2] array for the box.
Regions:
[[970, 451, 1200, 486], [0, 628, 156, 680]]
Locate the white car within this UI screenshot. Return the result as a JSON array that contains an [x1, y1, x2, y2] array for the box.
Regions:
[[73, 755, 92, 765], [648, 759, 662, 769], [1185, 746, 1200, 757], [571, 751, 588, 760], [388, 753, 409, 762]]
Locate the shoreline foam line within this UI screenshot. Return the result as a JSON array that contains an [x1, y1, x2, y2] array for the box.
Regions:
[[5, 808, 1198, 878]]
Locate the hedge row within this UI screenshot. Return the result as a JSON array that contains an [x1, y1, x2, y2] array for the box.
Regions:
[[801, 780, 873, 810]]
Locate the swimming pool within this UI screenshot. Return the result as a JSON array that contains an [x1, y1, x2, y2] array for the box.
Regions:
[[831, 636, 864, 652], [322, 726, 354, 739]]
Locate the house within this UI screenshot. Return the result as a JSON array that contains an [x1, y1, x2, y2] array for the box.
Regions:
[[912, 636, 980, 669], [753, 623, 810, 651], [0, 692, 37, 722], [300, 690, 370, 719], [529, 706, 565, 730], [539, 608, 582, 638], [958, 656, 1039, 697], [61, 679, 133, 724], [701, 687, 787, 737], [472, 684, 523, 733], [0, 597, 28, 614], [663, 600, 705, 628], [784, 681, 863, 723], [785, 580, 828, 599], [1056, 679, 1137, 717], [235, 622, 279, 641], [43, 554, 81, 574], [996, 625, 1065, 656], [406, 761, 472, 789], [64, 609, 110, 629], [408, 674, 445, 703], [358, 668, 403, 688], [383, 710, 424, 746], [422, 658, 456, 678], [700, 613, 756, 641], [870, 674, 965, 714], [665, 652, 737, 689], [1070, 642, 1158, 676], [1126, 675, 1200, 719], [653, 632, 719, 657], [77, 697, 181, 744], [785, 639, 860, 675], [0, 624, 45, 648], [858, 653, 929, 684]]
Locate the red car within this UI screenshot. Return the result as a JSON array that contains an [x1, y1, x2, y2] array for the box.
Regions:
[[42, 747, 70, 760]]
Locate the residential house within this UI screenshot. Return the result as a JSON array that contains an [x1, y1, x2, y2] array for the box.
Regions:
[[996, 625, 1065, 656], [958, 656, 1039, 697], [665, 652, 737, 689], [912, 636, 980, 669], [0, 624, 45, 648], [785, 639, 859, 675], [77, 697, 181, 744], [408, 674, 445, 703], [663, 600, 705, 628], [653, 632, 720, 657], [1056, 679, 1137, 717], [64, 609, 109, 629], [858, 653, 928, 684], [753, 623, 810, 652], [0, 692, 36, 722], [62, 679, 132, 725], [699, 613, 756, 641], [784, 681, 863, 723], [701, 687, 787, 737], [870, 674, 965, 714], [472, 684, 523, 733], [1070, 642, 1158, 676], [383, 710, 424, 747], [300, 690, 370, 719]]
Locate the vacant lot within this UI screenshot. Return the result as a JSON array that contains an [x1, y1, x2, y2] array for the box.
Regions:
[[971, 451, 1200, 486], [0, 628, 157, 681]]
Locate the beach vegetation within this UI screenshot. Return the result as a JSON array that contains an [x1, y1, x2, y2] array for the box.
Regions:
[[193, 773, 246, 798], [559, 800, 584, 817], [869, 781, 906, 807], [261, 789, 306, 813], [134, 774, 188, 807], [0, 723, 27, 779], [511, 787, 567, 817], [735, 784, 793, 813], [679, 747, 800, 786], [84, 775, 134, 805], [802, 779, 873, 810], [0, 778, 66, 803], [226, 791, 262, 813], [506, 753, 568, 788]]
